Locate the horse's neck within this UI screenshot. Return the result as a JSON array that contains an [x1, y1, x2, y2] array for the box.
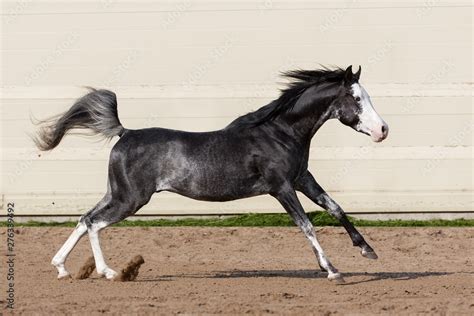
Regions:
[[276, 97, 334, 143], [226, 87, 335, 141]]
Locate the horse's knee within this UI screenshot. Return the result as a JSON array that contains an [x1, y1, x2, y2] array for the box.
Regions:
[[327, 207, 344, 219], [316, 195, 344, 219], [300, 221, 315, 236]]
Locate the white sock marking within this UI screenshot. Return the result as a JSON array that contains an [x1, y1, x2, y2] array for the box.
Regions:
[[302, 222, 337, 275], [88, 221, 117, 279], [51, 222, 87, 278]]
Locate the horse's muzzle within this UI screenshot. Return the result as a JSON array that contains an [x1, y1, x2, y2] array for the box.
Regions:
[[371, 123, 389, 142]]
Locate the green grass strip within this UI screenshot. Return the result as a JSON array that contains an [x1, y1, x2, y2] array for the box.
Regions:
[[1, 212, 473, 227]]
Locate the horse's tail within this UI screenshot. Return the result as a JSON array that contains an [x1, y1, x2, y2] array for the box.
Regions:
[[34, 88, 125, 151]]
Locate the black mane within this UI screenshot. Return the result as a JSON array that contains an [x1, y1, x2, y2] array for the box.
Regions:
[[227, 67, 346, 128]]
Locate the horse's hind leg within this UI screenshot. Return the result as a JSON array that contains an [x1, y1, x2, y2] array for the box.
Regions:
[[79, 143, 157, 279], [295, 171, 377, 259], [86, 218, 116, 279], [81, 198, 142, 279], [51, 197, 109, 279], [51, 220, 88, 279], [80, 209, 122, 279]]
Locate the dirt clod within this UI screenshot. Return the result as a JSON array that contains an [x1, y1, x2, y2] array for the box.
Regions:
[[113, 255, 145, 282], [75, 256, 96, 280]]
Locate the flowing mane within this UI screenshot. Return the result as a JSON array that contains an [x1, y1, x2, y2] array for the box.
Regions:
[[227, 66, 346, 128]]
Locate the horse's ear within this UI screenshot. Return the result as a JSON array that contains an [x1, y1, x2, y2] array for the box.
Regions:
[[344, 65, 353, 85], [354, 66, 361, 81]]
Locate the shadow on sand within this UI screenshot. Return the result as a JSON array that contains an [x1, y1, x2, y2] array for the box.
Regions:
[[138, 269, 462, 285]]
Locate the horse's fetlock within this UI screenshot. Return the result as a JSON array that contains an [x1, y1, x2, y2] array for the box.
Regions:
[[328, 208, 343, 219], [352, 235, 365, 247]]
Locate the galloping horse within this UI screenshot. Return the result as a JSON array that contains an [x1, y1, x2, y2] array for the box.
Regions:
[[35, 66, 388, 283]]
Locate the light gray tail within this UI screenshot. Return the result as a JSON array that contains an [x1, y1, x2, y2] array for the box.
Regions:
[[34, 88, 124, 151]]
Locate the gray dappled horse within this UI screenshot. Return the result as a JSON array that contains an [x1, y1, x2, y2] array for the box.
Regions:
[[35, 66, 388, 283]]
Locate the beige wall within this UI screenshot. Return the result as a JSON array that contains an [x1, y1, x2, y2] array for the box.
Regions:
[[1, 0, 472, 217]]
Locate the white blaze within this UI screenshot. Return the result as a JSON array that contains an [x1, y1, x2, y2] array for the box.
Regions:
[[351, 83, 388, 142]]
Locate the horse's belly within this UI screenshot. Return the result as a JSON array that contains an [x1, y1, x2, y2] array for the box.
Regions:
[[164, 171, 268, 202]]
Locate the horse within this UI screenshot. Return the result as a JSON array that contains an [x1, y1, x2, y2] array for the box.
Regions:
[[35, 65, 388, 283]]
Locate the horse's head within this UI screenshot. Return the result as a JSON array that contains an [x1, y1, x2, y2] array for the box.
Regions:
[[332, 66, 388, 142]]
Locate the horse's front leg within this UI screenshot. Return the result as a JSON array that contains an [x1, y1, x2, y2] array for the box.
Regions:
[[273, 186, 344, 283], [295, 171, 378, 259]]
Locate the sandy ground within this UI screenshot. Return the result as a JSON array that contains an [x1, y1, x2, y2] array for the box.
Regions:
[[1, 226, 473, 315]]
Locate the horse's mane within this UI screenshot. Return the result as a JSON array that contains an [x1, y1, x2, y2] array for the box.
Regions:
[[227, 66, 345, 128]]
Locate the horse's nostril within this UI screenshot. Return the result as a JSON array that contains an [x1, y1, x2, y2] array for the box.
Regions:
[[381, 125, 386, 134]]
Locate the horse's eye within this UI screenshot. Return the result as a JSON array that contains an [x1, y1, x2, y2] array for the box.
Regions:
[[355, 96, 361, 102]]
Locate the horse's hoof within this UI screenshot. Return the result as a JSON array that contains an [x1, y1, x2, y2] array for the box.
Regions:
[[361, 248, 378, 260], [328, 273, 345, 284], [58, 272, 71, 280], [105, 269, 118, 280], [98, 268, 118, 280]]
